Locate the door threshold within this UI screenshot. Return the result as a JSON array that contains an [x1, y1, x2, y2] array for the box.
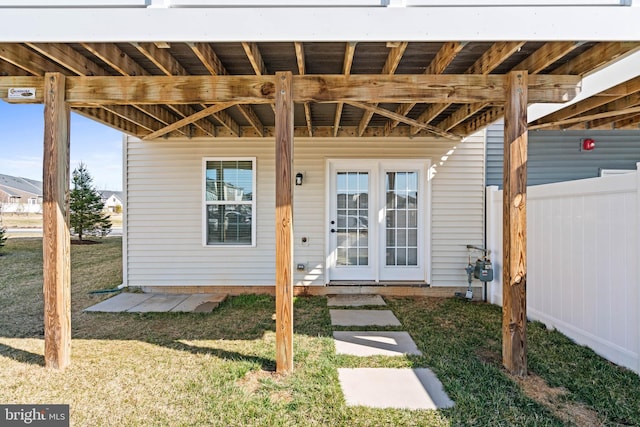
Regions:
[[328, 281, 430, 287]]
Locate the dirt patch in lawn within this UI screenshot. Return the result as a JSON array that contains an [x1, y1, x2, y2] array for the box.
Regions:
[[238, 369, 293, 404], [475, 347, 603, 425], [515, 372, 603, 426]]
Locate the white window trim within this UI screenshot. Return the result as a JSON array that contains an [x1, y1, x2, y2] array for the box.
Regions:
[[202, 157, 257, 248]]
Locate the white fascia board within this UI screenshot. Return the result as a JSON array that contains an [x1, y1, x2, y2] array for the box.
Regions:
[[528, 51, 640, 122], [0, 6, 639, 42]]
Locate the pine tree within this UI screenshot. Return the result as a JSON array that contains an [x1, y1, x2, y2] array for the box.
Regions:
[[70, 163, 112, 242]]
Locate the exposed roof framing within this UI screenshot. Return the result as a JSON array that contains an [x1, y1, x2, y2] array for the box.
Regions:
[[1, 41, 639, 139], [530, 75, 640, 130]]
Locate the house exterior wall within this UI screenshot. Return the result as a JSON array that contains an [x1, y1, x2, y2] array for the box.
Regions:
[[124, 132, 485, 287], [486, 120, 640, 187]]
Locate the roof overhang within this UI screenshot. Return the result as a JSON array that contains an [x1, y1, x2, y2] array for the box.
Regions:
[[0, 4, 640, 42]]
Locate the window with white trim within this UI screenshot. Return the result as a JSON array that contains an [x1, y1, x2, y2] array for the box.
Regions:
[[203, 158, 256, 246]]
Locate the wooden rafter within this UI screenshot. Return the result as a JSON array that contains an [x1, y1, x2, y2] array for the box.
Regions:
[[81, 42, 202, 137], [0, 44, 69, 76], [74, 107, 146, 135], [437, 41, 583, 132], [357, 41, 407, 137], [529, 106, 640, 130], [346, 101, 459, 140], [410, 41, 525, 135], [133, 42, 239, 136], [143, 102, 238, 140], [295, 42, 313, 137], [190, 42, 264, 136], [241, 41, 276, 115], [27, 42, 181, 138], [0, 60, 30, 76], [333, 41, 357, 137], [551, 42, 639, 75], [459, 42, 639, 136], [384, 41, 465, 136], [531, 75, 640, 126]]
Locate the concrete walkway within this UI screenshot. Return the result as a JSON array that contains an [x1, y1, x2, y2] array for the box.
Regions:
[[329, 294, 454, 410], [84, 293, 227, 313]]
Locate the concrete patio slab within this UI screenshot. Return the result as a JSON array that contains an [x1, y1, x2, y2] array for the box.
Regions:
[[333, 331, 422, 356], [171, 294, 227, 312], [330, 309, 401, 327], [84, 293, 153, 312], [327, 295, 386, 307], [338, 368, 454, 410], [127, 294, 187, 313]]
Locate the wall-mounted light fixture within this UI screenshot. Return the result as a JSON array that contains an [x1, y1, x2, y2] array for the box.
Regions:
[[295, 172, 304, 186]]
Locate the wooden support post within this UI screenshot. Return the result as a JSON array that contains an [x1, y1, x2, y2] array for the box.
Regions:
[[42, 72, 71, 370], [503, 70, 528, 377], [275, 71, 294, 373]]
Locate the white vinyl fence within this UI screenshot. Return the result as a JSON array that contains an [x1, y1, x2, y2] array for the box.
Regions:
[[486, 165, 640, 375]]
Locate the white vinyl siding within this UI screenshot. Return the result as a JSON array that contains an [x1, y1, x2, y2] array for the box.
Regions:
[[125, 133, 484, 287]]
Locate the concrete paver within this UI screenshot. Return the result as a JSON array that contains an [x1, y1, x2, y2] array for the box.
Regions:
[[83, 293, 153, 312], [330, 309, 401, 326], [171, 294, 227, 312], [333, 331, 422, 356], [338, 368, 454, 410], [327, 294, 386, 307], [85, 293, 227, 313]]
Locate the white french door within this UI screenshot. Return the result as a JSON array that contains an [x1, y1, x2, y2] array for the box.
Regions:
[[327, 159, 429, 282]]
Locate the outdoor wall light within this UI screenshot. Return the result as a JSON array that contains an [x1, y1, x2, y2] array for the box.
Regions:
[[295, 172, 304, 186]]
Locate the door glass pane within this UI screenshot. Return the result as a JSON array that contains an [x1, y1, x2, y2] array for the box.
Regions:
[[336, 172, 369, 266], [385, 171, 418, 266]]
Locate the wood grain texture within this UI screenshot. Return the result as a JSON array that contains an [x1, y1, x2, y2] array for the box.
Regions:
[[54, 74, 580, 105], [502, 70, 528, 377], [275, 71, 294, 374], [42, 73, 71, 370]]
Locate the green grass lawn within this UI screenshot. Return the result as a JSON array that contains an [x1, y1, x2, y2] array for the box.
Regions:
[[1, 237, 639, 426]]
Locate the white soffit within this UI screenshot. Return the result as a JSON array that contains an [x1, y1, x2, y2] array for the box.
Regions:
[[0, 5, 639, 42]]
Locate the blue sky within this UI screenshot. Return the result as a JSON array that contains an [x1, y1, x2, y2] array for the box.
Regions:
[[0, 101, 123, 191]]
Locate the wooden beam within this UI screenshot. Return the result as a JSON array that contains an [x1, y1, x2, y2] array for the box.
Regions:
[[531, 75, 640, 126], [26, 74, 580, 105], [385, 41, 465, 135], [133, 42, 238, 137], [333, 42, 357, 137], [242, 41, 277, 116], [503, 70, 528, 377], [74, 107, 147, 136], [242, 42, 268, 76], [551, 42, 640, 76], [0, 44, 69, 76], [275, 71, 294, 374], [357, 41, 407, 136], [190, 42, 264, 136], [411, 42, 525, 135], [295, 42, 313, 137], [142, 102, 237, 140], [42, 72, 71, 370], [345, 101, 459, 140], [440, 42, 584, 133], [529, 105, 640, 130], [0, 60, 31, 77], [81, 42, 192, 137]]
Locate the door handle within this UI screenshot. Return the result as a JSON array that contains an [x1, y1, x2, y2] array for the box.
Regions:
[[330, 229, 336, 233]]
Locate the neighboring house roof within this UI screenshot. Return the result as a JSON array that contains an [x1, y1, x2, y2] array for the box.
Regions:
[[0, 173, 43, 198], [101, 191, 123, 202]]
